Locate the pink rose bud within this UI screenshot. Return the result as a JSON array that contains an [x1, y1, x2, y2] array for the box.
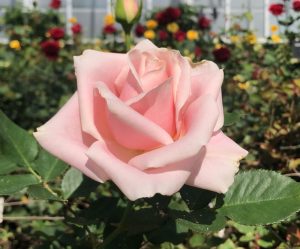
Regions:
[[115, 0, 142, 32]]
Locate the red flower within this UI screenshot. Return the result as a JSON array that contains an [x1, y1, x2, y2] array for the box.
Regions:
[[40, 40, 60, 60], [49, 27, 65, 40], [293, 0, 300, 11], [213, 46, 231, 62], [49, 0, 61, 9], [103, 25, 117, 34], [156, 7, 181, 25], [174, 30, 186, 42], [194, 46, 202, 58], [135, 24, 145, 37], [158, 30, 168, 41], [198, 16, 211, 29], [269, 3, 284, 16], [71, 23, 82, 34]]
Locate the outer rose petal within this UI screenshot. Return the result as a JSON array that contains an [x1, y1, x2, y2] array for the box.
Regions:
[[129, 95, 219, 170], [74, 50, 127, 140], [187, 131, 248, 193], [97, 83, 174, 150], [86, 140, 204, 201], [191, 61, 224, 130], [33, 93, 108, 182]]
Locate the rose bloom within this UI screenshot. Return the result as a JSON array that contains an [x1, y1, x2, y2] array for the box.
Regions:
[[103, 25, 117, 34], [135, 24, 145, 37], [49, 27, 65, 40], [198, 16, 211, 29], [158, 30, 168, 41], [213, 46, 231, 63], [49, 0, 61, 9], [34, 40, 247, 200], [174, 30, 186, 42], [40, 40, 60, 60], [72, 23, 82, 34], [269, 3, 284, 16], [293, 0, 300, 11], [156, 7, 181, 25]]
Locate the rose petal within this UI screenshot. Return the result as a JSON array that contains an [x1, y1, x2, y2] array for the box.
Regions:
[[127, 78, 175, 135], [74, 50, 127, 139], [129, 95, 219, 170], [191, 61, 224, 130], [187, 131, 248, 193], [97, 83, 174, 150], [86, 140, 201, 200], [34, 93, 107, 182]]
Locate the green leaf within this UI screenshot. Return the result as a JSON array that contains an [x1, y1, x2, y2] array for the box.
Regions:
[[27, 184, 61, 201], [0, 174, 39, 195], [180, 185, 216, 211], [172, 209, 226, 232], [0, 155, 18, 174], [220, 170, 300, 225], [0, 110, 38, 167], [61, 168, 83, 199], [32, 149, 68, 181], [224, 111, 242, 126]]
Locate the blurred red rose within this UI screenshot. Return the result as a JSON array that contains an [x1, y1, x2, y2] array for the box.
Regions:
[[41, 40, 60, 60], [195, 46, 202, 58], [49, 0, 61, 9], [72, 23, 82, 34], [198, 16, 211, 29], [103, 25, 117, 34], [135, 24, 145, 37], [156, 7, 181, 24], [213, 46, 231, 62], [49, 27, 65, 40], [269, 3, 284, 16], [158, 30, 168, 41], [293, 0, 300, 11], [174, 30, 186, 42]]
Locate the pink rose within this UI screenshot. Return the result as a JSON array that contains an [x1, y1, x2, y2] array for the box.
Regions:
[[34, 40, 247, 200]]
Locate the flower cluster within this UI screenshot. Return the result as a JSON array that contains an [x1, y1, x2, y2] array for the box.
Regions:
[[269, 0, 300, 16]]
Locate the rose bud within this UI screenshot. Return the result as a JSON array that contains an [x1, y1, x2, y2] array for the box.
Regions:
[[49, 27, 65, 40], [269, 3, 284, 16], [115, 0, 142, 32], [34, 40, 247, 201], [40, 40, 60, 60], [158, 30, 168, 41]]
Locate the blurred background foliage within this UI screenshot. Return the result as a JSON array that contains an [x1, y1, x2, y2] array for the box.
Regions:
[[0, 1, 299, 249]]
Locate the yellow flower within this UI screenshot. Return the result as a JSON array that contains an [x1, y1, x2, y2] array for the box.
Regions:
[[144, 30, 155, 40], [186, 30, 199, 41], [271, 34, 281, 43], [238, 82, 250, 90], [9, 40, 21, 50], [230, 35, 240, 44], [145, 19, 158, 29], [167, 22, 179, 33], [270, 25, 279, 33], [245, 33, 257, 44], [68, 17, 77, 24], [214, 43, 222, 49], [104, 14, 115, 26]]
